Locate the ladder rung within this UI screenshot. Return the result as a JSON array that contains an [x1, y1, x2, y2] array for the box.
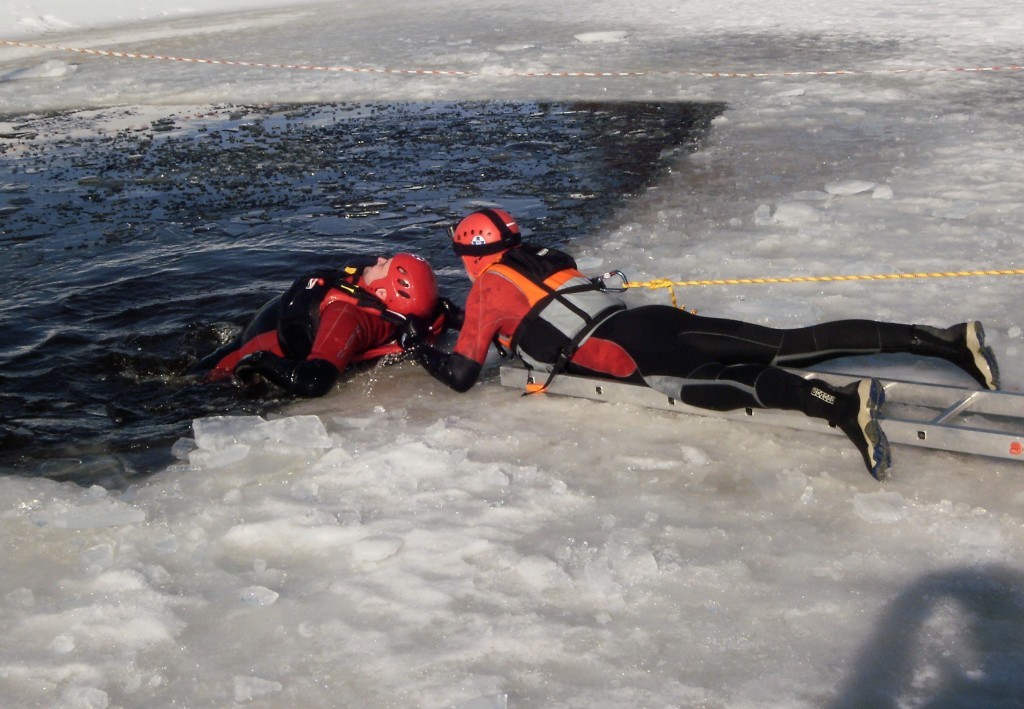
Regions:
[[929, 392, 981, 424]]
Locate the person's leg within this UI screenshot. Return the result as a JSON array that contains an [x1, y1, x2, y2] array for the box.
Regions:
[[908, 322, 998, 389], [665, 361, 889, 479], [773, 320, 998, 389], [588, 310, 891, 478], [611, 306, 998, 390], [601, 307, 898, 366]]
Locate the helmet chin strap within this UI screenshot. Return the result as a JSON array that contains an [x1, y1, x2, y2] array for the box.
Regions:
[[359, 267, 391, 298], [359, 258, 391, 290]]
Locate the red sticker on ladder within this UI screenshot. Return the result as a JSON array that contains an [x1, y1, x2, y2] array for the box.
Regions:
[[1011, 442, 1023, 456]]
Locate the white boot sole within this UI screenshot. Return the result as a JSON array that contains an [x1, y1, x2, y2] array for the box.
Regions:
[[855, 378, 892, 480], [966, 321, 1000, 390]]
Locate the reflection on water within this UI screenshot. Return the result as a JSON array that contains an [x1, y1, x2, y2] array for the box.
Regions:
[[0, 100, 724, 486]]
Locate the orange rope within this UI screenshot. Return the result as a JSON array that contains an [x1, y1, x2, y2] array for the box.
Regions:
[[3, 39, 1023, 79]]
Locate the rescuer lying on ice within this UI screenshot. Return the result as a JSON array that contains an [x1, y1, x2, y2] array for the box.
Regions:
[[399, 208, 1000, 481]]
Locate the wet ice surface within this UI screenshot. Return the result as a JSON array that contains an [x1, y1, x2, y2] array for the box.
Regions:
[[2, 0, 1024, 706], [6, 384, 1021, 707]]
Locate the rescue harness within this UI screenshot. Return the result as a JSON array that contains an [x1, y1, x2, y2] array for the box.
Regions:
[[485, 245, 628, 393]]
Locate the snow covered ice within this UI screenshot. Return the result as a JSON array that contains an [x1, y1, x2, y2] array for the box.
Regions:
[[4, 0, 1024, 706]]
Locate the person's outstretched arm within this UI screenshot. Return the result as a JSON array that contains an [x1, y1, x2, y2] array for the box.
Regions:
[[234, 352, 339, 398], [401, 272, 520, 393], [412, 346, 481, 393]]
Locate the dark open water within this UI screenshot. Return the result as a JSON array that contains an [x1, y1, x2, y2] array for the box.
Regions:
[[0, 100, 724, 487]]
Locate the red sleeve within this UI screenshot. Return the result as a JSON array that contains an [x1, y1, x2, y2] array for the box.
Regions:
[[452, 271, 531, 365], [309, 300, 396, 372], [206, 331, 283, 382]]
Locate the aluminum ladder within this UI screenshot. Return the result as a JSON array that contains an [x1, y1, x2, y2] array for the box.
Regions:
[[499, 365, 1024, 462]]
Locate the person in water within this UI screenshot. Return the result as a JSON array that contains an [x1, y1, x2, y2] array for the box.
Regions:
[[401, 208, 1000, 480], [193, 253, 447, 398]]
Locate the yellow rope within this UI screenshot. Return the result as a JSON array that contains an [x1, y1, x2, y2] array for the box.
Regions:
[[625, 269, 1024, 312], [627, 268, 1024, 290]]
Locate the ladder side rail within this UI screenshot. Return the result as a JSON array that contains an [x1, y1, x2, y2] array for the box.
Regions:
[[499, 366, 1024, 462], [789, 369, 1024, 418], [881, 416, 1024, 461]]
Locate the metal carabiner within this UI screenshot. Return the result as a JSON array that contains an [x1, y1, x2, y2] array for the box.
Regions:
[[595, 269, 629, 292]]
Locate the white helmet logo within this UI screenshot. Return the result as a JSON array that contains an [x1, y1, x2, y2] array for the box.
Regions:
[[471, 235, 487, 246]]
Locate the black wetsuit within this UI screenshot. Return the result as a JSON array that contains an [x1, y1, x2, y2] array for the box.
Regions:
[[570, 306, 936, 412]]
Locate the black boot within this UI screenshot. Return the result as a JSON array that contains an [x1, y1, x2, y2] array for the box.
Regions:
[[801, 378, 892, 480], [911, 321, 1000, 390]]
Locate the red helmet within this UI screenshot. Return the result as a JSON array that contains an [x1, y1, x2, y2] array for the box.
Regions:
[[450, 208, 522, 257], [363, 253, 438, 320]]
